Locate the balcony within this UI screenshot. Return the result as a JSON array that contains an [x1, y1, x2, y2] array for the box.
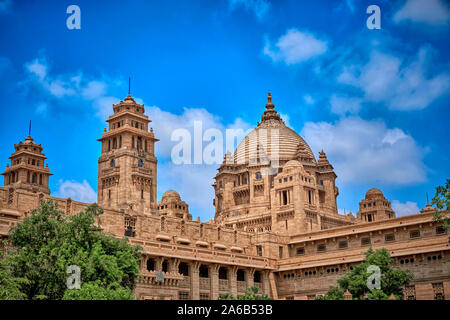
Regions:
[[237, 281, 247, 293], [179, 276, 190, 288], [219, 279, 229, 291], [199, 277, 211, 290]]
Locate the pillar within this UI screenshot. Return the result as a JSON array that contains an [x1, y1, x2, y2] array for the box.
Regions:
[[230, 266, 238, 297], [211, 264, 220, 300], [191, 262, 200, 300], [247, 268, 255, 289]]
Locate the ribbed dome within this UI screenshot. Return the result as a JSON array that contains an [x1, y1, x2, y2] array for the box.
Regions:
[[161, 190, 181, 202], [365, 188, 383, 199], [234, 92, 315, 165]]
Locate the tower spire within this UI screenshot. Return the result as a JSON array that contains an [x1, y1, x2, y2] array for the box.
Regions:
[[128, 77, 131, 95], [28, 120, 31, 137]]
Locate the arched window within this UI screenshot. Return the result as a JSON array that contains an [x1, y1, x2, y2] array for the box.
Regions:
[[146, 258, 155, 271], [132, 136, 135, 149], [199, 265, 209, 278], [27, 171, 30, 183], [237, 269, 245, 281], [254, 271, 261, 283], [219, 267, 228, 280], [110, 159, 115, 168], [32, 174, 37, 184], [113, 138, 117, 149], [138, 159, 143, 167], [179, 262, 189, 276], [119, 135, 122, 148], [162, 260, 169, 273], [135, 122, 139, 129]]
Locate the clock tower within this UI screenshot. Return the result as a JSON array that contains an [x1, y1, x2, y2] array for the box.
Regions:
[[97, 91, 158, 214]]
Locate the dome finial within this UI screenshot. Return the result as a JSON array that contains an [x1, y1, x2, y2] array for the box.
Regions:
[[268, 90, 271, 103]]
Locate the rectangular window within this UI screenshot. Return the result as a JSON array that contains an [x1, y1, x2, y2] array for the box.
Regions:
[[199, 293, 209, 300], [436, 226, 446, 235], [361, 237, 371, 246], [279, 246, 283, 259], [385, 233, 395, 242], [317, 244, 326, 252], [296, 247, 305, 255], [256, 245, 262, 257], [178, 292, 190, 300], [409, 230, 420, 239], [338, 240, 348, 249]]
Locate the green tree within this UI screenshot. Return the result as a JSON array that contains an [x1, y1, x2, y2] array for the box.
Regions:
[[0, 243, 28, 300], [218, 285, 270, 300], [1, 200, 142, 300], [323, 248, 413, 300], [316, 286, 344, 300], [431, 179, 450, 231]]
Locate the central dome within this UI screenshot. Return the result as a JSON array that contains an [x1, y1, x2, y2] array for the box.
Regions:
[[234, 92, 315, 164]]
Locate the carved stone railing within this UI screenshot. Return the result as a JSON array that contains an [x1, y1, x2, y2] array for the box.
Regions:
[[237, 281, 246, 292], [179, 276, 190, 288], [219, 279, 229, 291], [138, 271, 184, 287], [199, 277, 211, 290]]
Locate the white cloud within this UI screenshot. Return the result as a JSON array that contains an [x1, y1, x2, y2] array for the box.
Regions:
[[392, 200, 420, 216], [301, 117, 427, 185], [394, 0, 450, 25], [55, 180, 97, 203], [263, 29, 328, 65], [229, 0, 270, 20], [146, 106, 252, 219], [26, 59, 47, 81], [147, 106, 251, 159], [158, 162, 218, 218], [330, 94, 362, 115], [23, 57, 123, 120], [338, 47, 450, 110]]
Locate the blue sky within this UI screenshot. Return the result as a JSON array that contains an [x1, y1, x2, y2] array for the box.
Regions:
[[0, 0, 449, 221]]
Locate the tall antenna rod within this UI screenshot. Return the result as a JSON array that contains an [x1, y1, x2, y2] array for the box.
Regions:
[[28, 120, 31, 136], [426, 192, 429, 204], [128, 77, 131, 95]]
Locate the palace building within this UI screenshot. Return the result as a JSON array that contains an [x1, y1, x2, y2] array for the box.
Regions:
[[0, 91, 449, 300]]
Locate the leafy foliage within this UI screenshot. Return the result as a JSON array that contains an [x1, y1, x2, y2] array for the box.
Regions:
[[432, 179, 450, 231], [1, 200, 141, 300], [322, 248, 413, 300], [316, 286, 344, 300], [218, 285, 270, 300]]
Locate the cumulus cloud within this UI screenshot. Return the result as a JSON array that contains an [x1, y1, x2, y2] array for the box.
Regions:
[[394, 0, 450, 26], [55, 180, 97, 203], [338, 47, 450, 110], [228, 0, 270, 20], [23, 57, 123, 119], [147, 106, 251, 159], [392, 200, 420, 216], [330, 94, 362, 115], [146, 106, 252, 218], [263, 29, 328, 65], [301, 117, 427, 185], [158, 162, 218, 218]]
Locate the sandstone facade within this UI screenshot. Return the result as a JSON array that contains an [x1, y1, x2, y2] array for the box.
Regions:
[[1, 92, 448, 300]]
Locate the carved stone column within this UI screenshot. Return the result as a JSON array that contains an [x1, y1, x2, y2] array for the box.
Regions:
[[263, 270, 271, 296], [247, 268, 255, 289], [191, 261, 200, 300], [211, 264, 220, 300], [230, 266, 238, 297]]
